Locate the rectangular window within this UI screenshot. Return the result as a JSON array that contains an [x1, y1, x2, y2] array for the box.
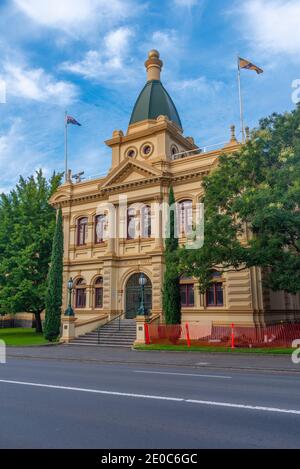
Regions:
[[180, 286, 187, 306], [188, 284, 195, 306], [216, 283, 224, 306], [180, 284, 194, 307], [206, 283, 224, 307]]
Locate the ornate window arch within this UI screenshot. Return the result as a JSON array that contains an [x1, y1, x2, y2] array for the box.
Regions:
[[141, 205, 151, 238], [127, 207, 137, 240], [127, 204, 152, 240], [94, 276, 103, 309], [170, 144, 179, 158], [95, 214, 107, 244], [75, 278, 87, 309], [77, 217, 88, 246], [177, 200, 193, 236]]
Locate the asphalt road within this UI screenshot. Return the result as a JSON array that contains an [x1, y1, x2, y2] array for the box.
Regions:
[[1, 347, 300, 449]]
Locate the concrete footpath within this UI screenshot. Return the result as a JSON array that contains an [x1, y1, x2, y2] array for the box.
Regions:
[[6, 344, 300, 374]]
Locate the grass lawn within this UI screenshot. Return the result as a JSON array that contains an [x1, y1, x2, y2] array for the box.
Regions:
[[134, 344, 294, 355], [0, 328, 50, 346]]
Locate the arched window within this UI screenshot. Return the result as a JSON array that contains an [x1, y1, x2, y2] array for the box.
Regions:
[[77, 217, 88, 246], [180, 276, 195, 307], [177, 200, 193, 236], [94, 277, 103, 308], [127, 208, 136, 240], [171, 145, 179, 158], [75, 278, 86, 309], [206, 272, 224, 307], [95, 214, 107, 244], [141, 205, 151, 238]]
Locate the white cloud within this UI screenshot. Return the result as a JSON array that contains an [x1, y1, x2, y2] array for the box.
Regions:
[[151, 30, 179, 55], [0, 119, 48, 192], [65, 28, 182, 86], [170, 76, 223, 93], [14, 0, 136, 34], [61, 27, 135, 83], [143, 29, 183, 78], [174, 0, 199, 6], [1, 62, 78, 105], [237, 0, 300, 58]]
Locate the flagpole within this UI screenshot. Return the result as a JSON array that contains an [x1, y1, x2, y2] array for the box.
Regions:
[[64, 111, 68, 182], [237, 57, 245, 143]]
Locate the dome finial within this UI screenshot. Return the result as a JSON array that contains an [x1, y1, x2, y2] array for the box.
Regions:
[[148, 49, 160, 60], [145, 50, 163, 82]]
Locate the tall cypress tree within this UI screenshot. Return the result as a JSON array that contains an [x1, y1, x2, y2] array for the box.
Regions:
[[44, 207, 64, 341], [162, 186, 181, 324]]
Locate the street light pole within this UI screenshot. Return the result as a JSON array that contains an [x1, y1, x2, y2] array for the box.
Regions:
[[64, 278, 75, 317], [138, 273, 148, 316]]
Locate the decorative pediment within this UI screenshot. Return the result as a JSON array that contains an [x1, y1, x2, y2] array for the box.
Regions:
[[50, 191, 71, 205], [100, 158, 163, 189]]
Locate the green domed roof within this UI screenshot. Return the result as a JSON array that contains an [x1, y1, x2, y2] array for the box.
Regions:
[[129, 80, 182, 130]]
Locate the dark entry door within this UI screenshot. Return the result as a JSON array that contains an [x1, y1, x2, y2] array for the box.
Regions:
[[125, 273, 152, 319]]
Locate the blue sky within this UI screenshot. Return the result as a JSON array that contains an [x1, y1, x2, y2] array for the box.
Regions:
[[0, 0, 300, 192]]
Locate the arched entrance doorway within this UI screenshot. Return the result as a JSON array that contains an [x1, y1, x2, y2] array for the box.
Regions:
[[125, 273, 152, 319]]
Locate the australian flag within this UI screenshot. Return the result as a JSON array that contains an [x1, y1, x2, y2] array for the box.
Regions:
[[66, 115, 82, 126]]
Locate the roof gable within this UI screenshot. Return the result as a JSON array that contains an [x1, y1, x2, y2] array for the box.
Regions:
[[100, 158, 163, 189]]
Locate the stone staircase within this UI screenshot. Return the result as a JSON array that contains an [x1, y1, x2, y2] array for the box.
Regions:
[[69, 318, 136, 348]]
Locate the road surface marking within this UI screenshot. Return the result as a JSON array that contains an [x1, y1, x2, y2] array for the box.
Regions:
[[186, 399, 300, 415], [0, 379, 183, 402], [134, 371, 231, 379], [1, 379, 300, 415]]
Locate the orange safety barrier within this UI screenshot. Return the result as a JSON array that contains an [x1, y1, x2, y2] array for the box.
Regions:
[[147, 323, 300, 348]]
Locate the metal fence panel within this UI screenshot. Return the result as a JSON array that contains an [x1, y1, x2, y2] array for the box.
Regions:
[[147, 323, 300, 348]]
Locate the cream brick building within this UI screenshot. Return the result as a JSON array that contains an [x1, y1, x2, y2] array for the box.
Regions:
[[51, 50, 300, 339]]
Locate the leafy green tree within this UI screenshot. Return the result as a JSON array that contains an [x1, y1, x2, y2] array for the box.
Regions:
[[0, 170, 62, 332], [162, 186, 181, 324], [44, 208, 63, 341], [179, 106, 300, 294]]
